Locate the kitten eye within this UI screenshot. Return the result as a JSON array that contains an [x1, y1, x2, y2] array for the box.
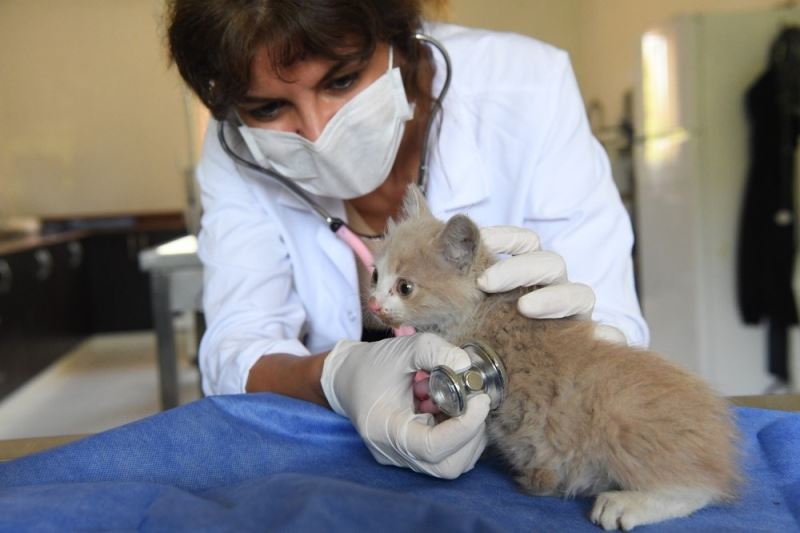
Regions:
[[397, 279, 415, 297], [371, 269, 378, 285]]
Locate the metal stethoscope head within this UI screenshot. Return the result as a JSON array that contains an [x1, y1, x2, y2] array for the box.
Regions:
[[429, 342, 508, 418]]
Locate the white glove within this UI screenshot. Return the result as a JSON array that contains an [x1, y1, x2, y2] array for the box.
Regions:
[[321, 333, 491, 479], [477, 226, 627, 344]]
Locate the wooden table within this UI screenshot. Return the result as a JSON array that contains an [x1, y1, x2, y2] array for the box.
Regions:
[[0, 434, 86, 462]]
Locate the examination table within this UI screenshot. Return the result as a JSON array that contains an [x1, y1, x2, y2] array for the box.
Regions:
[[0, 394, 797, 532]]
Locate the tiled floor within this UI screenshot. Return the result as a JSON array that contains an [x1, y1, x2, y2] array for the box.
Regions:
[[0, 323, 202, 440]]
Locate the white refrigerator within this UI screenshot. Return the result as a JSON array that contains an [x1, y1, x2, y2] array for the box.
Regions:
[[633, 8, 800, 395]]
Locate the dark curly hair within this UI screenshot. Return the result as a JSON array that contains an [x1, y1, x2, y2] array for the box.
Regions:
[[166, 0, 444, 119]]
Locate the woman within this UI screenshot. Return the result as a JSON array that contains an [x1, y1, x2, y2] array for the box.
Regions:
[[166, 0, 648, 480]]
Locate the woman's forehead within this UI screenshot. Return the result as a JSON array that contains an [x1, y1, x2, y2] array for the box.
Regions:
[[249, 45, 333, 83], [254, 39, 385, 75], [261, 31, 376, 72]]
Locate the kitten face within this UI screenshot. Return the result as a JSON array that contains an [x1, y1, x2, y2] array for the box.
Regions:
[[367, 185, 488, 332], [369, 241, 472, 330], [368, 251, 427, 329]]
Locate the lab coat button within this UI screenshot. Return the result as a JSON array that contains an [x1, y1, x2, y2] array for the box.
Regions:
[[347, 310, 357, 321]]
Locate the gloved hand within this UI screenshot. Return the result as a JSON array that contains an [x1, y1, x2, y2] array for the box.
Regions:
[[321, 333, 491, 479], [477, 225, 627, 344]]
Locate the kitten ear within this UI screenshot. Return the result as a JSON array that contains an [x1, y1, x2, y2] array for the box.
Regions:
[[437, 214, 480, 273], [400, 183, 433, 221]]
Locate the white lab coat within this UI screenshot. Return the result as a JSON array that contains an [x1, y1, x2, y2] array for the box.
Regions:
[[196, 23, 650, 395]]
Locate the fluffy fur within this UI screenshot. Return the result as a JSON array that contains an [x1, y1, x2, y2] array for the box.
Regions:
[[367, 185, 740, 531]]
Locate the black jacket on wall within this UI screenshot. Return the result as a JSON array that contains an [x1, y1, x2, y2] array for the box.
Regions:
[[737, 27, 800, 382]]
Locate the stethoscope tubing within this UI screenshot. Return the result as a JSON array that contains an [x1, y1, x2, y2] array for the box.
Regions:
[[412, 32, 452, 193], [218, 33, 451, 251], [217, 33, 452, 337]]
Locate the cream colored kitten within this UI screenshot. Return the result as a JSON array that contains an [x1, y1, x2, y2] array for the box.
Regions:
[[367, 185, 739, 531]]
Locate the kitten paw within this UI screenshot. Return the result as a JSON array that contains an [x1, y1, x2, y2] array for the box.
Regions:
[[590, 489, 712, 531], [590, 492, 642, 531]]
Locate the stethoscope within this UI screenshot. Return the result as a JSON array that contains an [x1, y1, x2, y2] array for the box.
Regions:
[[217, 32, 452, 268], [217, 32, 506, 418]]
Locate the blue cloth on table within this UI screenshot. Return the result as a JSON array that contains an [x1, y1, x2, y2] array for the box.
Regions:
[[0, 394, 797, 532]]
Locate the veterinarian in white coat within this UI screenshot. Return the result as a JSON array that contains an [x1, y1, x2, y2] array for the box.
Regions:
[[167, 0, 649, 480]]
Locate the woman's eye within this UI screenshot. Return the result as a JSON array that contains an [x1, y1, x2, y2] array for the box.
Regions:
[[371, 269, 378, 285], [329, 72, 359, 91], [247, 101, 285, 121], [397, 279, 414, 297]]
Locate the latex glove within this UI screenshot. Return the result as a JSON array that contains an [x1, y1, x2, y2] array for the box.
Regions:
[[478, 226, 627, 343], [321, 333, 491, 479]]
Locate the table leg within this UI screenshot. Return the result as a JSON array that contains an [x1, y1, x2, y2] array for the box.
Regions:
[[194, 311, 206, 398], [150, 271, 179, 410]]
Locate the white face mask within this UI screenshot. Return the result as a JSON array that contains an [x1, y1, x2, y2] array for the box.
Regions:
[[237, 47, 414, 199]]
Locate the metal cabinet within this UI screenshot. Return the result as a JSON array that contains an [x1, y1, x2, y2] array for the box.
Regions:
[[81, 229, 185, 332], [0, 251, 30, 396], [0, 241, 87, 398], [0, 217, 186, 401]]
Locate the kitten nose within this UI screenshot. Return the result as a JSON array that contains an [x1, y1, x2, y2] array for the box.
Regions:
[[367, 297, 382, 314]]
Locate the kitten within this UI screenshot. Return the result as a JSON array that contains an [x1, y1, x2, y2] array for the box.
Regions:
[[367, 185, 739, 531]]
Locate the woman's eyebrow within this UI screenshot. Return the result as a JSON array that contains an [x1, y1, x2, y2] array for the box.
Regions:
[[317, 57, 368, 87]]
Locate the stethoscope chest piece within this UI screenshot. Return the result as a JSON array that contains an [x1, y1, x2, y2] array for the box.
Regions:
[[429, 341, 507, 418]]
